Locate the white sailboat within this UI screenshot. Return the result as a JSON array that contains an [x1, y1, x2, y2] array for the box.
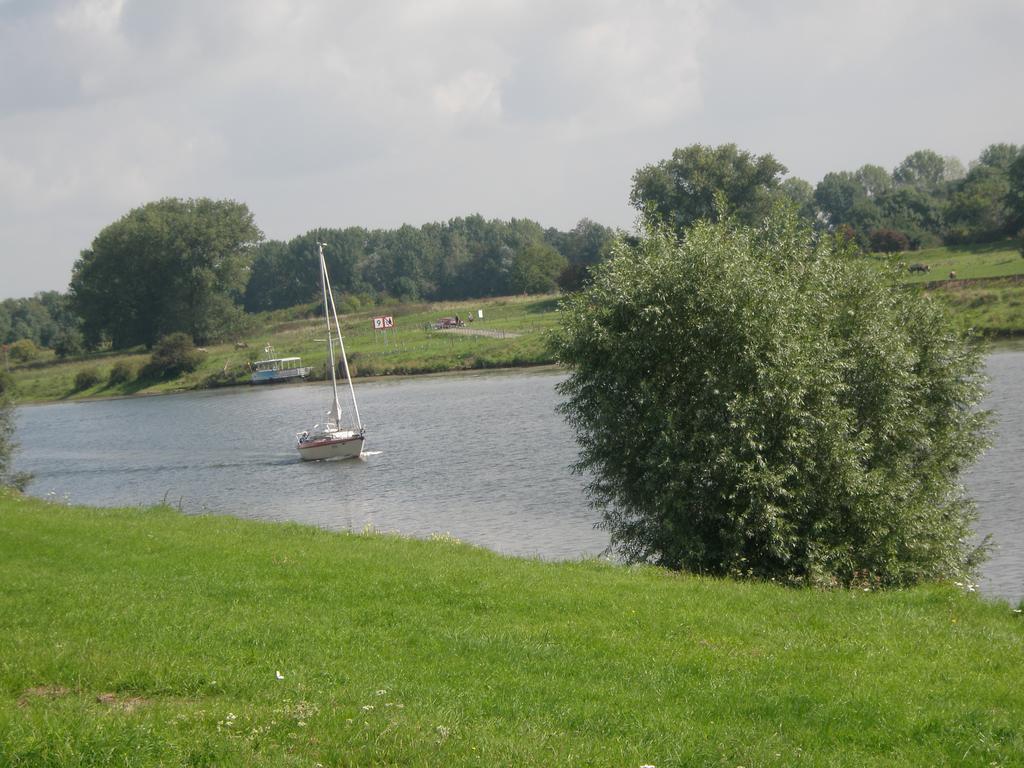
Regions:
[[295, 243, 365, 461]]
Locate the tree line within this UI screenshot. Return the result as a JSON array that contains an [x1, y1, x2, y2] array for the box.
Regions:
[[3, 140, 1022, 355], [632, 142, 1024, 250]]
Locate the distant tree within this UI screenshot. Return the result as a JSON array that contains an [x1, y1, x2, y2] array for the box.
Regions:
[[854, 164, 894, 198], [70, 198, 261, 348], [551, 208, 988, 587], [563, 219, 617, 266], [945, 164, 1015, 243], [976, 143, 1021, 173], [869, 228, 910, 253], [778, 177, 816, 221], [894, 149, 946, 193], [141, 333, 204, 379], [630, 143, 787, 234], [508, 242, 567, 294], [51, 327, 85, 358], [1009, 154, 1024, 233], [814, 171, 868, 228], [943, 156, 967, 182], [874, 187, 944, 249]]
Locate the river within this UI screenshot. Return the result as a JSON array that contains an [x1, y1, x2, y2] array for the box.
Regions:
[[12, 358, 1024, 603]]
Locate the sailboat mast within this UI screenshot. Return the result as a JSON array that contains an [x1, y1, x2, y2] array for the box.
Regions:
[[318, 243, 343, 427], [323, 254, 363, 432]]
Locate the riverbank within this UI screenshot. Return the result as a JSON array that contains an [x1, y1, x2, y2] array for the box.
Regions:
[[7, 295, 561, 404], [7, 241, 1024, 406], [2, 490, 1022, 766]]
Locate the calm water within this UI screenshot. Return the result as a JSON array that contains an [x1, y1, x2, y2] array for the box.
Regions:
[[13, 360, 1024, 603]]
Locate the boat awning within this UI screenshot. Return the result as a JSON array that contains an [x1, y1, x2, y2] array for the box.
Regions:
[[253, 357, 303, 365]]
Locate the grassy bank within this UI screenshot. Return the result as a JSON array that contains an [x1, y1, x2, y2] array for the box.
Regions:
[[7, 295, 560, 403], [1, 491, 1022, 766], [896, 240, 1023, 284]]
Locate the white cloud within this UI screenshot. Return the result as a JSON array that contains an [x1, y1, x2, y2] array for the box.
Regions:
[[1, 0, 1022, 298], [433, 70, 503, 118]]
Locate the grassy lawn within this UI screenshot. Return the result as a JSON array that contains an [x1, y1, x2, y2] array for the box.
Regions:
[[1, 490, 1022, 766]]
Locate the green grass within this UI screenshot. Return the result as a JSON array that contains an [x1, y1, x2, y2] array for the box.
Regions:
[[883, 239, 1023, 284], [2, 490, 1022, 766], [930, 278, 1024, 337]]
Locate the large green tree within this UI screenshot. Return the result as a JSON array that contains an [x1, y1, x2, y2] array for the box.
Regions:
[[630, 143, 787, 234], [551, 209, 988, 587], [70, 198, 261, 348]]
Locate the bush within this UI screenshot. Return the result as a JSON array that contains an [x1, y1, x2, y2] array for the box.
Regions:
[[107, 361, 135, 385], [551, 210, 989, 588], [73, 368, 102, 391], [7, 339, 40, 364], [52, 328, 85, 359], [141, 333, 204, 379], [869, 228, 910, 253]]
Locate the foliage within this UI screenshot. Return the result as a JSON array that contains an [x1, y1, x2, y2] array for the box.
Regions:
[[107, 360, 135, 385], [51, 326, 85, 358], [69, 198, 262, 349], [72, 367, 101, 391], [0, 291, 79, 349], [141, 333, 205, 379], [0, 372, 30, 489], [630, 143, 787, 235], [894, 149, 947, 193], [508, 242, 567, 294], [868, 228, 910, 253], [242, 217, 613, 314], [1008, 153, 1024, 234], [6, 339, 40, 364], [551, 209, 989, 587]]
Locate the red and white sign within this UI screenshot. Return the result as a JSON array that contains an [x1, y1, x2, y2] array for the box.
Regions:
[[372, 315, 395, 330]]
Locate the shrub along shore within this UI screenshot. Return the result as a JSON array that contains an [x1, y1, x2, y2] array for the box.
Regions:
[[1, 490, 1022, 766]]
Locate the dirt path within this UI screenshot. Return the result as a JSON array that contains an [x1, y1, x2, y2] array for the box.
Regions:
[[436, 327, 522, 339]]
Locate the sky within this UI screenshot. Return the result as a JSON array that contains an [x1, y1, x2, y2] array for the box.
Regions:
[[2, 0, 1022, 300]]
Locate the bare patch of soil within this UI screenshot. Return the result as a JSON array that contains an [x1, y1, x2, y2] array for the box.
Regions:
[[17, 685, 70, 707], [96, 692, 148, 712]]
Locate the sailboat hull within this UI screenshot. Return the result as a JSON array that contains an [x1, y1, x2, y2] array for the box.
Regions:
[[296, 433, 365, 461]]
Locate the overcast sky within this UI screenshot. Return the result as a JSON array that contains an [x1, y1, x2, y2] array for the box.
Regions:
[[2, 0, 1022, 299]]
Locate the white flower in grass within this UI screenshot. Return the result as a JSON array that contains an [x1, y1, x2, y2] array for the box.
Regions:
[[276, 670, 284, 680], [376, 689, 387, 696], [362, 705, 374, 711]]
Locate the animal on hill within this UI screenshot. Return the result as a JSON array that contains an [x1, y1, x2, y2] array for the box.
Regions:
[[908, 263, 931, 274], [949, 270, 957, 280]]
